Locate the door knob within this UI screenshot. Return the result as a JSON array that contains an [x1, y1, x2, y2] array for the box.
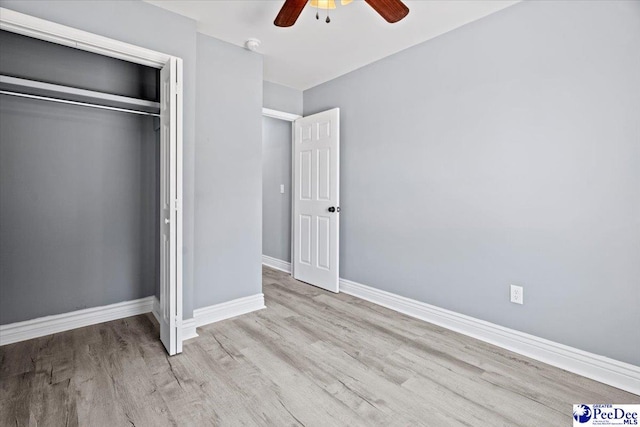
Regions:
[[328, 207, 340, 213]]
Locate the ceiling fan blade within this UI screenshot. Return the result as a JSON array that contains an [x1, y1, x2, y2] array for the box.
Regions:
[[364, 0, 409, 23], [274, 0, 308, 27]]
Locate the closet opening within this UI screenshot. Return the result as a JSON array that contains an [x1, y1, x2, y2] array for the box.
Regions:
[[0, 8, 184, 355]]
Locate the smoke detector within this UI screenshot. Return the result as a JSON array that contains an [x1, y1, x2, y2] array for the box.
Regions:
[[244, 38, 261, 52]]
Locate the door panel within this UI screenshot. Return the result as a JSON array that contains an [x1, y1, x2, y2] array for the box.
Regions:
[[159, 57, 180, 356], [316, 216, 330, 270], [317, 148, 331, 201], [293, 108, 340, 292], [318, 121, 331, 140], [299, 214, 312, 265], [300, 150, 312, 200]]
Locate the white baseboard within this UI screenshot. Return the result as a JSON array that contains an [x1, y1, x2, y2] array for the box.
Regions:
[[0, 296, 155, 346], [262, 255, 291, 273], [152, 297, 198, 341], [0, 291, 266, 348], [154, 293, 265, 338], [182, 318, 198, 340], [194, 293, 265, 328], [0, 292, 263, 348], [339, 278, 640, 395]]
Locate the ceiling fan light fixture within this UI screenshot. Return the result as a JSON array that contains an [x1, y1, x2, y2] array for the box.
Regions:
[[274, 0, 409, 27], [309, 0, 336, 9]]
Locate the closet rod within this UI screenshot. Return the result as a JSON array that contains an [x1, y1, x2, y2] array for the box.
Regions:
[[0, 90, 161, 117], [0, 75, 161, 110]]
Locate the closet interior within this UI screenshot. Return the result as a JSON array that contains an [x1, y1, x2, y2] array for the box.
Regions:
[[0, 29, 160, 326]]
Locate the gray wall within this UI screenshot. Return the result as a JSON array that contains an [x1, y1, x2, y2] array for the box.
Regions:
[[262, 117, 292, 262], [0, 0, 197, 319], [304, 0, 640, 365], [0, 98, 157, 324], [194, 33, 263, 306], [264, 81, 303, 116]]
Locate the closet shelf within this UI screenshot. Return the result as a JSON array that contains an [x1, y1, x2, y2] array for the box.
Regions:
[[0, 75, 160, 115]]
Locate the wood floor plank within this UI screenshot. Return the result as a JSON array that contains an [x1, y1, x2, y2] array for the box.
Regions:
[[0, 339, 38, 380], [108, 317, 179, 426], [70, 322, 140, 427], [0, 265, 637, 426], [0, 371, 35, 426], [395, 346, 564, 426]]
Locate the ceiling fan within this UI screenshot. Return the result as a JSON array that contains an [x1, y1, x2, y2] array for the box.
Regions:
[[274, 0, 410, 27]]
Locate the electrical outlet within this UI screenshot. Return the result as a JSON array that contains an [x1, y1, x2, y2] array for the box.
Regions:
[[510, 285, 524, 305]]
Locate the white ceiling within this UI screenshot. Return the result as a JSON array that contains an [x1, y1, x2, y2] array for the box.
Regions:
[[145, 0, 519, 90]]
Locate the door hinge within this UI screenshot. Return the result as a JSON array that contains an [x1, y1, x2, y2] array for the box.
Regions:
[[174, 199, 179, 211]]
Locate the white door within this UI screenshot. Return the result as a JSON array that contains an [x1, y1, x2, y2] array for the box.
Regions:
[[159, 58, 183, 355], [293, 108, 340, 292]]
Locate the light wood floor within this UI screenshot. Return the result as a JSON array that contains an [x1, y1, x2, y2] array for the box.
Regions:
[[1, 267, 637, 426]]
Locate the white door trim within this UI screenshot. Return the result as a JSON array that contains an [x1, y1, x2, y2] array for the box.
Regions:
[[262, 107, 301, 122], [0, 7, 184, 355], [0, 8, 172, 67]]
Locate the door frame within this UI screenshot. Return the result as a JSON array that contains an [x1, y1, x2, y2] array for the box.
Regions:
[[1, 8, 185, 354], [261, 108, 301, 277]]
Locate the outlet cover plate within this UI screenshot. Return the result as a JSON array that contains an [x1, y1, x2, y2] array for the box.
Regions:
[[510, 285, 524, 305]]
